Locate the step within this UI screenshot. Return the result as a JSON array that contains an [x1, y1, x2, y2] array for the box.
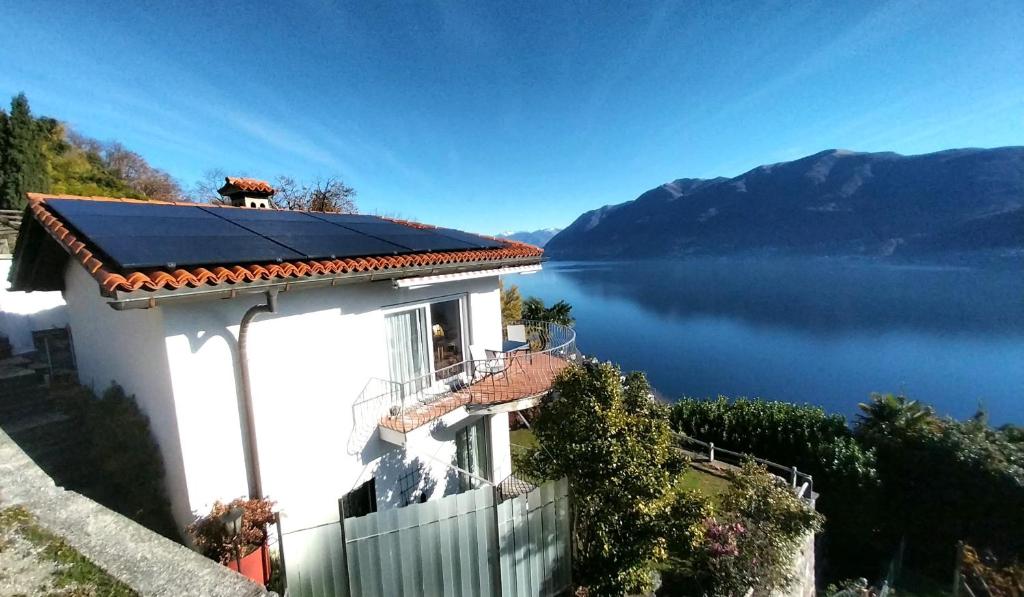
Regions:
[[0, 367, 44, 393], [0, 396, 58, 423], [3, 412, 76, 444]]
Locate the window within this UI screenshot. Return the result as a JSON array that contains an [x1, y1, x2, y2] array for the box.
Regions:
[[456, 419, 491, 491], [384, 296, 469, 391], [385, 308, 431, 394], [430, 298, 466, 379], [342, 478, 377, 518]]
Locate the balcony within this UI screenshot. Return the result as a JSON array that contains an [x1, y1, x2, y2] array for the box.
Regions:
[[353, 320, 578, 446]]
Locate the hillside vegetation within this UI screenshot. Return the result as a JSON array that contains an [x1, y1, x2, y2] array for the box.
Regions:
[[0, 93, 181, 210]]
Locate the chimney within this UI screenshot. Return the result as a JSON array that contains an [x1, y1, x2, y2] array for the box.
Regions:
[[217, 177, 276, 209]]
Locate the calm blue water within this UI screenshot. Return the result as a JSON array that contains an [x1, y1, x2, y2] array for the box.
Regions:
[[515, 259, 1024, 426]]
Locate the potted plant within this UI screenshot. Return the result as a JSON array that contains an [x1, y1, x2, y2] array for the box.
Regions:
[[187, 497, 276, 585]]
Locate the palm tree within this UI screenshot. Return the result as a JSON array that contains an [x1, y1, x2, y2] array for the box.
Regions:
[[856, 393, 935, 438], [523, 297, 574, 326]]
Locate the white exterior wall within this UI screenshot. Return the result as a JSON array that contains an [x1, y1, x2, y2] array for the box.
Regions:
[[62, 263, 192, 527], [0, 258, 68, 354], [157, 275, 509, 532]]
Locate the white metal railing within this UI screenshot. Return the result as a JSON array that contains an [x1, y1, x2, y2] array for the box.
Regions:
[[674, 432, 816, 503], [349, 320, 577, 444]]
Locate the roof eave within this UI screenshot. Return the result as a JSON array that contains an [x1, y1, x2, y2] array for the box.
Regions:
[[106, 255, 543, 310]]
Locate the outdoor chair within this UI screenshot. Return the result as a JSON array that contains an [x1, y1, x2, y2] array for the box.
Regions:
[[470, 344, 510, 386], [506, 324, 527, 344]]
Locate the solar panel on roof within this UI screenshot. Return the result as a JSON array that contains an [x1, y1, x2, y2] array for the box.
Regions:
[[45, 199, 305, 269], [203, 208, 411, 259], [309, 213, 479, 252], [432, 228, 506, 249]]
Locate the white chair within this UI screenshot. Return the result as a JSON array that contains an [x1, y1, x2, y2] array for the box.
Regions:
[[506, 324, 527, 344], [470, 344, 509, 384]]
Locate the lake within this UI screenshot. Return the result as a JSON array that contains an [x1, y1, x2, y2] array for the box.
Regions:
[[514, 258, 1024, 426]]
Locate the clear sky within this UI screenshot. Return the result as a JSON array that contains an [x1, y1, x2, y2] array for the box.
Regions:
[[1, 1, 1021, 234]]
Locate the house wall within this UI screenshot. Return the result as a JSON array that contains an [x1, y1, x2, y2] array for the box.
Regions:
[[0, 258, 69, 354], [62, 263, 192, 528], [158, 275, 509, 532]]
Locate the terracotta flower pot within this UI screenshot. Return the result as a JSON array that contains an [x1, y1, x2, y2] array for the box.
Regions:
[[226, 543, 270, 585]]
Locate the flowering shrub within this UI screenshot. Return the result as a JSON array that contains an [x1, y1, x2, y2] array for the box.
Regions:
[[187, 497, 276, 564], [663, 461, 823, 596]]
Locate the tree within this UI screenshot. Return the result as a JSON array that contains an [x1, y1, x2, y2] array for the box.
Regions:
[[523, 296, 575, 326], [1, 93, 51, 209], [193, 171, 358, 212], [856, 393, 937, 440], [274, 176, 356, 212], [500, 283, 522, 325], [101, 142, 182, 200], [523, 362, 690, 594]]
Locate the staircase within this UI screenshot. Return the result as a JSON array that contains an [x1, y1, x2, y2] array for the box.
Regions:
[[0, 333, 90, 489]]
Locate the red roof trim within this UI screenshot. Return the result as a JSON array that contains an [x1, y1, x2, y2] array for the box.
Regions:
[[25, 194, 542, 295]]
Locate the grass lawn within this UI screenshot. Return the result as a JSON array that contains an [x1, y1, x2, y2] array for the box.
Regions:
[[510, 428, 732, 502], [509, 428, 539, 451], [676, 467, 732, 503]]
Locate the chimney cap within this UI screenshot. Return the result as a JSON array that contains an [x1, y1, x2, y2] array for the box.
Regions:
[[217, 177, 276, 198]]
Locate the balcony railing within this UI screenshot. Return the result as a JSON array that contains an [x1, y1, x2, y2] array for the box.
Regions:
[[351, 320, 578, 443]]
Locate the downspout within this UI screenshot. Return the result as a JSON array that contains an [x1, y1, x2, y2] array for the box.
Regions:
[[238, 290, 278, 499]]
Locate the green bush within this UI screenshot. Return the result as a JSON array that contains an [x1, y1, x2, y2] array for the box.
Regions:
[[669, 397, 880, 580], [523, 362, 689, 595], [55, 382, 178, 539], [662, 461, 823, 596], [856, 397, 1024, 574]]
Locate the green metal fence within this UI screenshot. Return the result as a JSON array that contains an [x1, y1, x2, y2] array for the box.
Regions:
[[281, 478, 571, 597]]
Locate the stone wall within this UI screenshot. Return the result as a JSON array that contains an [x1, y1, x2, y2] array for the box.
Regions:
[[771, 531, 816, 597], [0, 426, 271, 597]]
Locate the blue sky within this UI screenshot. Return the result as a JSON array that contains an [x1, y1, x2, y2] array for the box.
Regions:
[[1, 1, 1021, 234]]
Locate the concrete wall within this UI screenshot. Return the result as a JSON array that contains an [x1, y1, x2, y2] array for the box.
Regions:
[[65, 261, 513, 534], [0, 258, 68, 354], [0, 426, 268, 597]]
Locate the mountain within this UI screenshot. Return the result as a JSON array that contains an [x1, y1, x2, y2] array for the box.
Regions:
[[497, 228, 562, 247], [545, 147, 1024, 260]]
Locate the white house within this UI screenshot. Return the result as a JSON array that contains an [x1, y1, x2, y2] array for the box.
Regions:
[[0, 209, 68, 355], [8, 183, 576, 535]]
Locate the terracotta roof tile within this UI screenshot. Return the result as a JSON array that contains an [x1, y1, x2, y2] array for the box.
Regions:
[[222, 177, 275, 194], [23, 193, 543, 295]]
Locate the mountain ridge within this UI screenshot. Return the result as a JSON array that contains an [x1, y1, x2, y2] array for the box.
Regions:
[[497, 228, 562, 247], [545, 147, 1024, 260]]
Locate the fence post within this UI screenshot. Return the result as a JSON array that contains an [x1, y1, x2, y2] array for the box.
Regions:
[[490, 485, 504, 597], [274, 512, 288, 594], [791, 466, 798, 488], [337, 498, 354, 597], [708, 442, 715, 462], [952, 540, 964, 597]]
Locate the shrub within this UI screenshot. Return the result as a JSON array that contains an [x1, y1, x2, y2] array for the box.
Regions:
[[669, 397, 879, 580], [187, 497, 276, 564], [523, 361, 688, 595], [664, 461, 823, 596], [857, 399, 1024, 573], [52, 381, 177, 539]]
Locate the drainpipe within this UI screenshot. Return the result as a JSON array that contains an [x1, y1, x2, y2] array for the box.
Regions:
[[238, 290, 278, 499]]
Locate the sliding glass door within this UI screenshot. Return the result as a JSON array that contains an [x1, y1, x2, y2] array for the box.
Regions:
[[456, 418, 491, 490], [385, 296, 468, 393], [385, 308, 430, 395]]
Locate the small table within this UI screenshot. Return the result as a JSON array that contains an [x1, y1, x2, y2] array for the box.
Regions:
[[501, 341, 530, 374], [502, 340, 530, 354]]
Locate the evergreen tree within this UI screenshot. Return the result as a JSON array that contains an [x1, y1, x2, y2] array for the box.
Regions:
[[0, 93, 51, 209]]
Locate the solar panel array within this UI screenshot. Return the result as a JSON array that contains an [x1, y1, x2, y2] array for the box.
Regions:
[[44, 199, 506, 270]]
